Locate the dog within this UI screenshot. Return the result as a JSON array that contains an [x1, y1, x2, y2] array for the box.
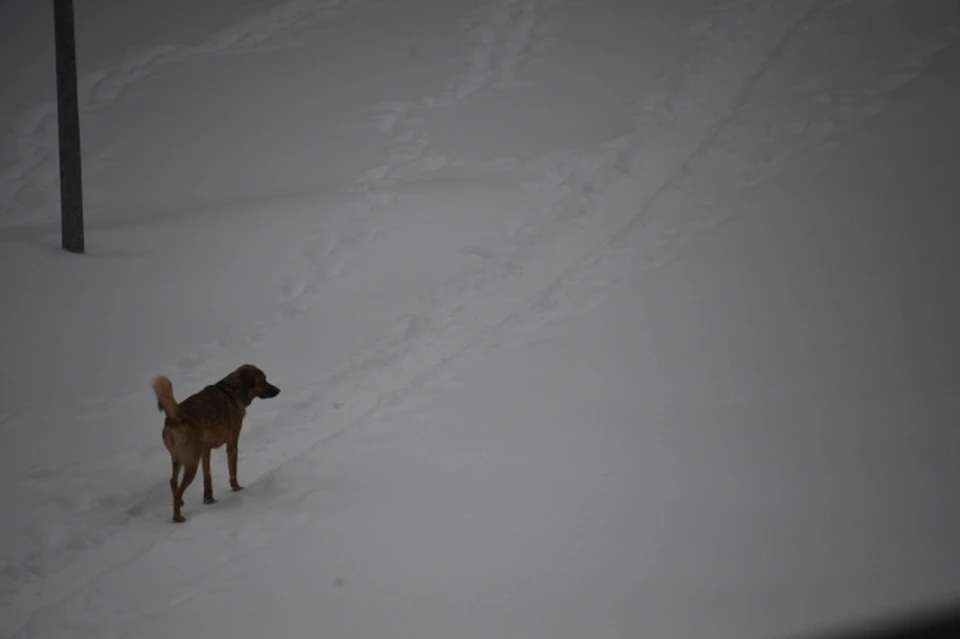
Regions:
[[152, 364, 280, 522]]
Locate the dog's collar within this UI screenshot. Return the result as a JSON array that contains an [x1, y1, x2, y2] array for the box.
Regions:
[[215, 380, 245, 406]]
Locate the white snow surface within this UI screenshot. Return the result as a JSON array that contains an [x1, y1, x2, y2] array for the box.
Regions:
[[2, 0, 960, 637]]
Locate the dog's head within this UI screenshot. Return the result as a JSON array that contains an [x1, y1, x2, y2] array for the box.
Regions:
[[223, 364, 281, 405]]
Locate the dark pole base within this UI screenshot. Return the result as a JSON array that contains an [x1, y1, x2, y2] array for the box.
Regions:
[[54, 0, 85, 254]]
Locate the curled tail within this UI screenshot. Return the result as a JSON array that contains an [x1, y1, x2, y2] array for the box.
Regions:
[[152, 376, 180, 420]]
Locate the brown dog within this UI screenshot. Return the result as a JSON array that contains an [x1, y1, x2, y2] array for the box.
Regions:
[[152, 365, 281, 522]]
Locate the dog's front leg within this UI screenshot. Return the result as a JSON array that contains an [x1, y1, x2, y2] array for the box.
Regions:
[[202, 448, 216, 504], [227, 442, 244, 492]]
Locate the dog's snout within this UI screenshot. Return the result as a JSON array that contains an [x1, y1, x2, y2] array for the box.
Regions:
[[263, 383, 281, 398]]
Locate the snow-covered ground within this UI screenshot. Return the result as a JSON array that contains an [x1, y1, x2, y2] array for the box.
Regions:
[[2, 0, 959, 636]]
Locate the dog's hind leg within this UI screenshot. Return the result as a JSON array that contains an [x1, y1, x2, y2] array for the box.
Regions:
[[202, 448, 216, 504], [227, 443, 244, 492], [170, 458, 184, 507], [173, 462, 198, 523]]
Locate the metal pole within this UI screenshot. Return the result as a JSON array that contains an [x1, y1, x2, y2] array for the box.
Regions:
[[54, 0, 84, 254]]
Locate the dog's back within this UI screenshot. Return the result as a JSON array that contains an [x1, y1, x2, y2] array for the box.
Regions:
[[177, 385, 247, 448]]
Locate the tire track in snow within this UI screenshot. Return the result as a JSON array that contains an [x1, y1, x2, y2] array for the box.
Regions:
[[491, 0, 960, 339], [188, 0, 567, 372], [0, 0, 367, 229], [277, 0, 564, 317], [360, 0, 563, 186], [446, 0, 561, 101], [280, 0, 827, 422]]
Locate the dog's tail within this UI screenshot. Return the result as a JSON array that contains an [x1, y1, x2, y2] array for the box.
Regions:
[[152, 376, 180, 421]]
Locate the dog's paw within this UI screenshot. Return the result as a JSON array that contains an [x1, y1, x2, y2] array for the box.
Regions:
[[173, 514, 186, 523], [231, 484, 245, 492], [203, 495, 217, 504]]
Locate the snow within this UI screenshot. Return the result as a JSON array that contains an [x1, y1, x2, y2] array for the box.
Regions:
[[2, 0, 959, 637]]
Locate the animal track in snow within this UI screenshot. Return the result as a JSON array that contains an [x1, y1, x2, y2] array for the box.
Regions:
[[500, 0, 960, 341], [354, 0, 562, 194]]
